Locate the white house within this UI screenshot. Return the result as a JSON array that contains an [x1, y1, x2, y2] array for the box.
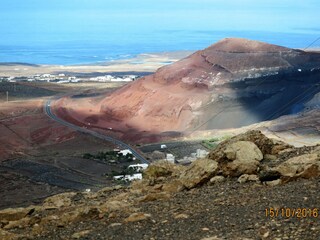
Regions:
[[128, 164, 148, 171], [120, 149, 132, 156], [196, 149, 208, 158], [42, 74, 52, 78], [113, 173, 142, 181], [166, 154, 175, 163]]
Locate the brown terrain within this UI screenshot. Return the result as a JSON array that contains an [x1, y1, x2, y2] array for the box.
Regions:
[[1, 131, 320, 239], [1, 38, 320, 239], [52, 38, 320, 143], [0, 82, 133, 210]]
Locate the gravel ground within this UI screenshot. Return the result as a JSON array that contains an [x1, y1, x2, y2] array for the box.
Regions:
[[32, 178, 320, 240]]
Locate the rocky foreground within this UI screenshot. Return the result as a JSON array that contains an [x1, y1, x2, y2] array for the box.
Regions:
[[1, 131, 320, 239]]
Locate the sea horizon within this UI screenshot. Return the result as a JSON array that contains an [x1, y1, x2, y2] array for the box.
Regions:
[[1, 30, 320, 66]]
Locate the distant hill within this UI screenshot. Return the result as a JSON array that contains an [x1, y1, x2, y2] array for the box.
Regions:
[[96, 38, 320, 136]]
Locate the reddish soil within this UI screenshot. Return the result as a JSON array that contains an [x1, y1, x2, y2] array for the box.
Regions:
[[0, 99, 76, 161], [53, 38, 320, 143]]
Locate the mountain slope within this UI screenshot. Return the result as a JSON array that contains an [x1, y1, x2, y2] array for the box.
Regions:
[[98, 38, 320, 135]]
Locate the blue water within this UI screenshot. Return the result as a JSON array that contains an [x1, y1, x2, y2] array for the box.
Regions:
[[0, 30, 319, 65]]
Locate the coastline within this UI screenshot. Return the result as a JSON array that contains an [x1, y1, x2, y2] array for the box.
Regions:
[[0, 51, 193, 78]]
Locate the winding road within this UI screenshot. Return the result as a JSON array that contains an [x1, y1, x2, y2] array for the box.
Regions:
[[44, 98, 149, 164]]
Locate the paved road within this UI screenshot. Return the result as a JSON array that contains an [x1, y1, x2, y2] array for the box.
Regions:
[[44, 98, 149, 164]]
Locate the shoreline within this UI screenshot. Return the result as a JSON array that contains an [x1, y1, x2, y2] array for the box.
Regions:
[[0, 51, 193, 78]]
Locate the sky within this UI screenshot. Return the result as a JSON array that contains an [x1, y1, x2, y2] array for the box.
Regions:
[[1, 1, 319, 36], [0, 0, 319, 63]]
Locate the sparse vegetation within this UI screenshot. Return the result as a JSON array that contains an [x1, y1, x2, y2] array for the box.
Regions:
[[202, 135, 232, 149]]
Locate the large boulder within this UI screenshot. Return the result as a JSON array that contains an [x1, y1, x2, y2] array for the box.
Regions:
[[143, 161, 184, 181], [276, 153, 320, 179], [179, 158, 219, 189], [217, 141, 263, 177], [208, 130, 290, 159]]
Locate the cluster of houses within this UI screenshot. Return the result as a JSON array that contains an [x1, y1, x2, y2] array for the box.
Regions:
[[113, 146, 209, 182], [0, 73, 137, 84], [89, 75, 137, 82]]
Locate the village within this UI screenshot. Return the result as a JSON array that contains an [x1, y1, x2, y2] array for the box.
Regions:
[[0, 73, 138, 84], [106, 145, 209, 182]]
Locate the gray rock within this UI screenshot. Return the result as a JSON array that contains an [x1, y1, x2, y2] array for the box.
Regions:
[[265, 179, 282, 186], [276, 153, 320, 179], [237, 174, 260, 183], [180, 158, 219, 189], [209, 176, 226, 184], [221, 141, 263, 177]]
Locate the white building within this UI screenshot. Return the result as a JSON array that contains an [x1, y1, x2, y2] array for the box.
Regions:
[[196, 149, 209, 158], [120, 149, 133, 156], [42, 74, 52, 78], [161, 144, 167, 149], [166, 153, 175, 163], [128, 164, 149, 171], [113, 173, 142, 181]]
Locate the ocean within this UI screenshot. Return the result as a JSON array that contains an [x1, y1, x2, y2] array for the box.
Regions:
[[0, 30, 319, 65]]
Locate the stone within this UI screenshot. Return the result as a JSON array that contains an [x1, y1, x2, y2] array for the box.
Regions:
[[0, 207, 35, 222], [237, 174, 260, 183], [221, 141, 263, 177], [109, 223, 122, 227], [43, 192, 77, 209], [3, 217, 34, 230], [179, 158, 219, 189], [209, 176, 225, 184], [264, 154, 277, 161], [162, 180, 185, 193], [276, 153, 320, 179], [94, 185, 123, 198], [143, 161, 184, 180], [271, 145, 290, 155], [57, 206, 100, 226], [39, 215, 59, 225], [259, 226, 270, 239], [72, 230, 91, 239], [174, 213, 189, 219], [208, 130, 288, 159], [139, 192, 171, 202], [101, 200, 131, 212], [265, 179, 282, 186], [124, 212, 151, 223]]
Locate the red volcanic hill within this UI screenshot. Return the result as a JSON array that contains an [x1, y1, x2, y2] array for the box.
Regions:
[[98, 38, 320, 136]]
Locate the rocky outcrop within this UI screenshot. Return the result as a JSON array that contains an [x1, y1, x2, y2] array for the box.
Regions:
[[179, 158, 219, 189], [276, 153, 320, 179], [208, 130, 290, 158], [1, 131, 320, 239], [218, 141, 263, 177], [0, 207, 35, 222]]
